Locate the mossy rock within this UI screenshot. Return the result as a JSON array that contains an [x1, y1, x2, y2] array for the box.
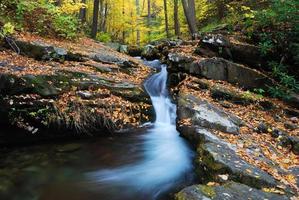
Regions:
[[176, 182, 289, 200]]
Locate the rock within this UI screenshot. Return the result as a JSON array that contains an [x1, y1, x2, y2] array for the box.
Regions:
[[14, 40, 69, 61], [0, 74, 64, 97], [259, 100, 275, 110], [105, 42, 121, 51], [284, 122, 298, 130], [77, 91, 93, 99], [176, 182, 289, 200], [168, 73, 186, 87], [219, 101, 232, 108], [178, 93, 243, 134], [211, 86, 235, 101], [119, 45, 128, 54], [85, 63, 113, 73], [201, 34, 231, 48], [286, 93, 299, 109], [56, 143, 81, 153], [230, 42, 263, 68], [53, 47, 68, 57], [179, 126, 278, 189], [278, 135, 292, 147], [257, 122, 269, 133], [0, 61, 8, 67], [91, 52, 127, 64], [197, 33, 264, 68], [12, 39, 84, 62], [127, 46, 143, 57], [289, 167, 299, 187], [289, 136, 299, 155], [284, 109, 299, 117], [271, 129, 286, 138], [189, 57, 274, 90], [199, 34, 232, 59], [168, 53, 195, 64], [193, 79, 210, 90], [290, 117, 298, 123], [141, 45, 160, 60]]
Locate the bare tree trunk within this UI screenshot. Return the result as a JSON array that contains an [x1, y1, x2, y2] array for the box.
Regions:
[[174, 0, 180, 37], [181, 0, 197, 39], [122, 0, 125, 43], [147, 0, 151, 42], [216, 0, 225, 20], [99, 0, 104, 32], [91, 0, 100, 38], [102, 2, 108, 32], [164, 0, 170, 38], [79, 0, 86, 23], [136, 0, 141, 46]]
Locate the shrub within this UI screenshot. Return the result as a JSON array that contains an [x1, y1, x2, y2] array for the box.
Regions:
[[1, 22, 15, 37], [14, 0, 82, 39], [96, 32, 112, 43], [267, 61, 299, 99]]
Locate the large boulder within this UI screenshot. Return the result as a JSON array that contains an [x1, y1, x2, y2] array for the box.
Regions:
[[197, 33, 264, 68], [12, 39, 83, 62], [179, 126, 278, 189], [189, 57, 274, 90], [141, 44, 160, 60], [176, 182, 289, 200], [177, 93, 243, 134]]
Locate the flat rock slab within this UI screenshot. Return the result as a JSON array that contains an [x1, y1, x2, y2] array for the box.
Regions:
[[179, 126, 278, 189], [176, 182, 289, 200], [188, 57, 274, 90], [178, 93, 243, 134]]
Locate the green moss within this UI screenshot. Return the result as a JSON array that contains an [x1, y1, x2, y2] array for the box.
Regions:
[[199, 185, 216, 198], [175, 192, 188, 200]]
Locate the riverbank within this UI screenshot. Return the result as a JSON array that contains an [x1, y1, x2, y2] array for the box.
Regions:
[[0, 32, 153, 144]]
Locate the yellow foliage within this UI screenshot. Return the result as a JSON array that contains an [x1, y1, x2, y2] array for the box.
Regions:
[[59, 0, 86, 14]]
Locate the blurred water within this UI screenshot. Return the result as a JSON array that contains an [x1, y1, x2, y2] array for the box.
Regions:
[[85, 60, 194, 199]]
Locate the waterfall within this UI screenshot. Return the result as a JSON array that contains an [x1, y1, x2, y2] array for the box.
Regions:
[[85, 60, 194, 200]]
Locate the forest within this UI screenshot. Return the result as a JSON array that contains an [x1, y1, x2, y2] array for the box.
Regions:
[[0, 0, 298, 200]]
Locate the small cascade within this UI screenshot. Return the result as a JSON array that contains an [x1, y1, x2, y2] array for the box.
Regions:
[[85, 60, 194, 200]]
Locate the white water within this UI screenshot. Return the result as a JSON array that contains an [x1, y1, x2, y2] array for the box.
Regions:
[[86, 60, 194, 199]]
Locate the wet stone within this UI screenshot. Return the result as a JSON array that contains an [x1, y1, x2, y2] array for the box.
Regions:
[[176, 182, 289, 200], [179, 126, 278, 189], [178, 93, 243, 135]]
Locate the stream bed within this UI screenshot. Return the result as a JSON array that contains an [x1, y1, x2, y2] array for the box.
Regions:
[[0, 60, 196, 200]]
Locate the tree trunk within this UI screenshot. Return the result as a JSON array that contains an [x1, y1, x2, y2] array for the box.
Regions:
[[181, 0, 197, 39], [147, 0, 151, 42], [122, 0, 125, 43], [99, 0, 104, 32], [164, 0, 170, 38], [79, 0, 86, 23], [91, 0, 100, 38], [102, 2, 108, 32], [216, 0, 225, 20], [174, 0, 180, 37], [136, 0, 141, 46]]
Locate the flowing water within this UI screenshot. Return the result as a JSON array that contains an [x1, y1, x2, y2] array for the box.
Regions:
[[0, 60, 195, 200]]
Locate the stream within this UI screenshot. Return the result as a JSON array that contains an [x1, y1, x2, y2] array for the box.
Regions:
[[0, 60, 195, 200]]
